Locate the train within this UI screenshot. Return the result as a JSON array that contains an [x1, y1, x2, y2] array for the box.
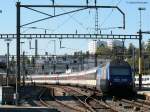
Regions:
[[27, 59, 136, 95]]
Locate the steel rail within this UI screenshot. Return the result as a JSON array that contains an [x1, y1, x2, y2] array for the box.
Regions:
[[61, 86, 118, 112], [121, 99, 150, 111], [42, 85, 87, 112]]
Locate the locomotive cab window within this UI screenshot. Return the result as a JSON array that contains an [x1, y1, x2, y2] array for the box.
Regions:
[[110, 68, 130, 76]]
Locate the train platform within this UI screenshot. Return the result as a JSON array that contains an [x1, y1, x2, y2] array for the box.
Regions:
[[0, 106, 59, 112]]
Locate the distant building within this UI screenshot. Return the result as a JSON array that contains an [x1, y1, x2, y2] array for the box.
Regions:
[[88, 40, 107, 54], [107, 40, 123, 49], [97, 40, 107, 47], [88, 40, 124, 54], [88, 40, 97, 54], [145, 41, 149, 48], [0, 55, 7, 63]]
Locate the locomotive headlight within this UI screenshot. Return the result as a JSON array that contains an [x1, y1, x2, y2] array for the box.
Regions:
[[109, 82, 112, 86], [129, 82, 133, 86]]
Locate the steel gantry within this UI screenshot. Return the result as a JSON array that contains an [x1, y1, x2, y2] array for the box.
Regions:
[[0, 33, 139, 39]]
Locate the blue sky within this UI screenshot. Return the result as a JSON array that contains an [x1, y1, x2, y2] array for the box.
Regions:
[[0, 0, 150, 55]]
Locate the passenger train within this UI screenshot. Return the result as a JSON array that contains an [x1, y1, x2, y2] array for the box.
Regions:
[[27, 59, 136, 95]]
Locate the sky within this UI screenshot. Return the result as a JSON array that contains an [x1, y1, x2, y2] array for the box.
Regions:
[[0, 0, 150, 55]]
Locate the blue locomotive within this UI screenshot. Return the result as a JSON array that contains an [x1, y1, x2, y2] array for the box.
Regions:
[[96, 59, 135, 94]]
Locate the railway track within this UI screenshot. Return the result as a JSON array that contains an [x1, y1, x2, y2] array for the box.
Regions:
[[58, 86, 150, 112], [104, 96, 150, 112], [31, 85, 150, 112], [40, 85, 89, 112], [38, 88, 50, 107], [60, 86, 118, 112], [120, 98, 150, 111]]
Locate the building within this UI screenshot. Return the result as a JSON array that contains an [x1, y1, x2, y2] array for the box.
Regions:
[[107, 40, 123, 49], [88, 40, 97, 54], [88, 40, 107, 54]]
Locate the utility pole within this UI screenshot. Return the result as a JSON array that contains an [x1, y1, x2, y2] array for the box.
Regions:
[[94, 53, 98, 67], [138, 7, 145, 90], [5, 39, 12, 86], [35, 39, 38, 57], [132, 47, 135, 77], [16, 1, 21, 105], [138, 29, 142, 90], [139, 7, 146, 29], [6, 42, 9, 86], [22, 51, 25, 86], [122, 39, 125, 59]]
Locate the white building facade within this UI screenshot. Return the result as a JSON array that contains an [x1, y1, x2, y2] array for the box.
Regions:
[[88, 40, 107, 54], [107, 40, 123, 49], [88, 40, 123, 54]]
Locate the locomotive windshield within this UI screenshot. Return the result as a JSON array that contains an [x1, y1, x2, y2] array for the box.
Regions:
[[110, 68, 131, 76]]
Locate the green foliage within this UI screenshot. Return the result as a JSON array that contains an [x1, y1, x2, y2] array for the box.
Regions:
[[96, 46, 111, 55], [127, 43, 134, 58], [146, 39, 150, 53], [95, 41, 150, 74]]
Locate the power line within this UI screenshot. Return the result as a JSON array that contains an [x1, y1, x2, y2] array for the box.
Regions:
[[99, 0, 123, 29], [53, 1, 91, 33], [50, 15, 74, 33]]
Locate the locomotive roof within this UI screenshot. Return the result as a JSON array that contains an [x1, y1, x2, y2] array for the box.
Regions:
[[109, 59, 130, 67]]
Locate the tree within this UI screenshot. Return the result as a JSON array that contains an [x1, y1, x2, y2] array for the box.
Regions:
[[96, 46, 111, 56], [127, 43, 135, 58], [146, 39, 150, 53], [145, 39, 150, 74]]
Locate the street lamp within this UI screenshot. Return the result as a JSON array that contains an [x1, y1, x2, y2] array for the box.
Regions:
[[5, 38, 12, 86], [138, 7, 146, 30]]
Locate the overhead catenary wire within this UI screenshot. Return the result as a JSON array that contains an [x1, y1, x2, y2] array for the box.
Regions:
[[99, 0, 123, 29], [51, 1, 92, 34]]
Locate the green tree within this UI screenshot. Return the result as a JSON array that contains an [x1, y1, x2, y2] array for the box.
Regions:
[[96, 46, 111, 56], [144, 39, 150, 74], [146, 39, 150, 53], [127, 43, 135, 58]]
